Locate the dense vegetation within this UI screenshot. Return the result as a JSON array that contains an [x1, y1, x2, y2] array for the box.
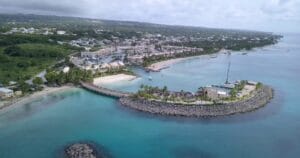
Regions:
[[45, 68, 93, 85], [45, 59, 134, 86], [0, 43, 76, 83], [135, 85, 209, 103], [135, 85, 169, 100], [167, 36, 279, 51], [4, 44, 68, 58]]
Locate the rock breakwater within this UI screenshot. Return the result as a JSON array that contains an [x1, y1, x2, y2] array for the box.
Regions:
[[119, 85, 273, 117]]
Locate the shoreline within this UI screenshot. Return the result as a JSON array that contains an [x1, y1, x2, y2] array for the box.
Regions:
[[0, 86, 75, 113], [145, 43, 278, 72], [146, 52, 223, 72], [93, 74, 138, 85], [119, 85, 273, 117], [0, 44, 277, 115]]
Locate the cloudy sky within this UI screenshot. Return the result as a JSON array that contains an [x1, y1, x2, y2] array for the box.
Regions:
[[0, 0, 299, 33]]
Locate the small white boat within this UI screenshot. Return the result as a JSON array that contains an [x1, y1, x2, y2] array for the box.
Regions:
[[148, 76, 153, 81]]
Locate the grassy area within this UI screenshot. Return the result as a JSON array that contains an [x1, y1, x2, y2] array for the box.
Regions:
[[0, 43, 74, 84]]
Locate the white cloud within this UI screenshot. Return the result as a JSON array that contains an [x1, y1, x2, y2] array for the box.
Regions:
[[0, 0, 299, 32]]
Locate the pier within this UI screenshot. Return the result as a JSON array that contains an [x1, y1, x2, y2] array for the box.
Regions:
[[80, 82, 132, 98]]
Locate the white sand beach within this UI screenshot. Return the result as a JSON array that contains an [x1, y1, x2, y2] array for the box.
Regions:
[[0, 86, 74, 112], [147, 58, 186, 72], [93, 74, 137, 85], [147, 53, 220, 72]]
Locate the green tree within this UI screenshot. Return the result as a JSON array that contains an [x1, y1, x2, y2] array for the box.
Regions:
[[0, 54, 10, 63], [256, 82, 262, 90], [18, 81, 31, 93], [33, 77, 43, 85], [57, 72, 67, 85], [162, 86, 168, 94], [82, 70, 93, 82], [4, 45, 23, 56], [45, 71, 58, 84]]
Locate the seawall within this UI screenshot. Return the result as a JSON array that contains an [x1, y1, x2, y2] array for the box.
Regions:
[[119, 85, 273, 117]]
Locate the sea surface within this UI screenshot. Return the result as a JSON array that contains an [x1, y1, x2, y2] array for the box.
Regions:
[[0, 33, 300, 158]]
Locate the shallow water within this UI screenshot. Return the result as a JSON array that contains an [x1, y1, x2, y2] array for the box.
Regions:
[[0, 34, 300, 158]]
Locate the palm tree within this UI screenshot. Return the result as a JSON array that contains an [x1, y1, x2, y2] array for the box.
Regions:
[[162, 86, 168, 93]]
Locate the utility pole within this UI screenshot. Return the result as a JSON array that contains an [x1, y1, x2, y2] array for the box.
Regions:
[[225, 52, 231, 84]]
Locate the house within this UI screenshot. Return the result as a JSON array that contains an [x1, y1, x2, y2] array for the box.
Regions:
[[117, 61, 125, 67], [14, 91, 22, 96], [0, 88, 14, 99], [81, 48, 114, 58], [202, 86, 231, 100], [100, 63, 110, 69], [247, 81, 258, 86], [9, 81, 17, 86], [127, 55, 144, 65], [109, 61, 125, 69], [109, 62, 120, 68]]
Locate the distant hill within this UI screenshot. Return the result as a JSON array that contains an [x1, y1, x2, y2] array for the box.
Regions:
[[0, 14, 271, 37]]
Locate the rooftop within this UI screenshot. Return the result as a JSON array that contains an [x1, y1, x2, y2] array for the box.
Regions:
[[0, 88, 13, 93]]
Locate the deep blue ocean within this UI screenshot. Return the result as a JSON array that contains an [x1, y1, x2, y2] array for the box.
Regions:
[[0, 33, 299, 158]]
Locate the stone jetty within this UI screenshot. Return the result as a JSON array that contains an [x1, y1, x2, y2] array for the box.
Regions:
[[81, 82, 132, 98], [119, 85, 273, 117]]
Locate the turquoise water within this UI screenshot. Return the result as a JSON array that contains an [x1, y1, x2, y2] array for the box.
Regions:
[[0, 34, 300, 158]]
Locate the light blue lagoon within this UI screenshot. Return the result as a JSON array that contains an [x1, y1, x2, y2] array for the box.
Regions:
[[0, 34, 300, 158]]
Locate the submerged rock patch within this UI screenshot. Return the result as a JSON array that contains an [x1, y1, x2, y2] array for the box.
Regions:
[[64, 142, 111, 158], [65, 143, 97, 158]]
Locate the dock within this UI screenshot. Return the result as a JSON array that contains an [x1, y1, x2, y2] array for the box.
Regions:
[[80, 82, 132, 98]]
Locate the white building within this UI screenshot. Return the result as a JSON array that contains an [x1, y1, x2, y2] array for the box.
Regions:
[[81, 48, 114, 58], [63, 67, 70, 73], [127, 55, 144, 65], [57, 30, 66, 35], [100, 63, 110, 69], [0, 88, 14, 99], [202, 86, 231, 100], [109, 61, 125, 69]]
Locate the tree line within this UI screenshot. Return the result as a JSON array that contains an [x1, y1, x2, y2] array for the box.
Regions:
[[4, 45, 64, 58], [45, 68, 93, 85]]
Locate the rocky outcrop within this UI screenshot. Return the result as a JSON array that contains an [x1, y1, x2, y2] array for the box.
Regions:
[[65, 143, 98, 158], [64, 142, 112, 158], [119, 85, 273, 117]]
